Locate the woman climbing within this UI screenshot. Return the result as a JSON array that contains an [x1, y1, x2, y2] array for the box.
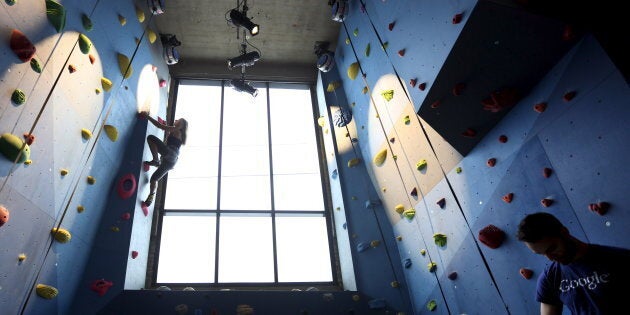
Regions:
[[140, 111, 188, 207]]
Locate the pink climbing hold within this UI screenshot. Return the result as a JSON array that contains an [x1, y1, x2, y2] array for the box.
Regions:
[[409, 78, 417, 87], [23, 133, 35, 145], [121, 212, 131, 220], [541, 198, 553, 207], [157, 116, 166, 124], [588, 202, 610, 215], [0, 205, 9, 227], [141, 202, 149, 216], [159, 79, 167, 88], [487, 158, 497, 167], [131, 251, 139, 259], [90, 279, 113, 296]]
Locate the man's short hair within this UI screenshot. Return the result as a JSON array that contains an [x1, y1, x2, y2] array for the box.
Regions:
[[516, 212, 565, 242]]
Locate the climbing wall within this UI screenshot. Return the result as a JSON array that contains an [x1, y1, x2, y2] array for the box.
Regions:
[[319, 0, 630, 314], [0, 0, 170, 314]]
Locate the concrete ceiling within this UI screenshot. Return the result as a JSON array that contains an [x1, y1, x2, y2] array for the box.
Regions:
[[154, 1, 340, 82]]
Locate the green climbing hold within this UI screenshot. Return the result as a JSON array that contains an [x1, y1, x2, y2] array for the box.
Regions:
[[347, 62, 359, 80], [78, 34, 92, 54], [365, 43, 371, 57], [381, 42, 389, 50], [403, 208, 415, 220], [345, 37, 350, 45], [427, 300, 437, 311], [11, 89, 26, 105], [433, 233, 447, 247], [416, 159, 427, 171], [353, 28, 358, 36], [45, 0, 67, 33], [82, 14, 93, 32], [30, 58, 42, 73], [0, 133, 30, 163], [427, 262, 437, 272], [381, 90, 394, 101], [404, 115, 410, 125], [6, 0, 17, 6], [420, 249, 426, 255], [456, 167, 462, 174]]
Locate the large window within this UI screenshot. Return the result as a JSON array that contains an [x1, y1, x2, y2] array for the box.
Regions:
[[152, 80, 335, 286]]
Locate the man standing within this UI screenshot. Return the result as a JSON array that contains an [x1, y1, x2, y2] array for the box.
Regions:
[[517, 212, 630, 314]]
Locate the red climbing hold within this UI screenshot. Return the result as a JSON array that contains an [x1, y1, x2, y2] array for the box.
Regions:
[[121, 212, 131, 220], [541, 198, 553, 207], [498, 135, 508, 143], [436, 198, 446, 209], [418, 82, 427, 91], [389, 137, 395, 143], [543, 167, 553, 178], [409, 78, 417, 87], [487, 158, 497, 167], [563, 91, 577, 102], [398, 49, 405, 57], [10, 29, 36, 62], [68, 64, 77, 73], [141, 202, 149, 216], [478, 224, 505, 249], [23, 133, 35, 146], [452, 82, 465, 96], [589, 202, 610, 215], [562, 24, 575, 41], [502, 193, 513, 203], [116, 173, 137, 200], [410, 187, 418, 198], [131, 251, 139, 259], [462, 128, 476, 138], [388, 22, 395, 31], [534, 102, 547, 113], [447, 271, 458, 280], [452, 13, 463, 24], [481, 87, 520, 113], [89, 54, 96, 64], [90, 279, 113, 296], [520, 268, 533, 279], [159, 79, 167, 87], [430, 100, 441, 109]]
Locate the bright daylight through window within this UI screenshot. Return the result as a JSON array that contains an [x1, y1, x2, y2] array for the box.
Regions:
[[154, 80, 335, 286]]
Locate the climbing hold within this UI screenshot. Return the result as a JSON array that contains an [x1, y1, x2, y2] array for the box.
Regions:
[[87, 176, 96, 185], [403, 208, 415, 220], [368, 298, 386, 310], [77, 205, 85, 213], [131, 251, 139, 259], [118, 53, 133, 79], [397, 49, 405, 57], [478, 224, 505, 249], [381, 90, 394, 101], [456, 167, 462, 173], [534, 102, 547, 113], [370, 240, 380, 247], [12, 89, 27, 105], [148, 29, 157, 43], [327, 81, 341, 92], [357, 242, 370, 252], [103, 125, 118, 141], [498, 135, 508, 143], [36, 284, 58, 299], [101, 77, 113, 91], [95, 88, 101, 95], [141, 202, 149, 216], [588, 201, 610, 215], [427, 262, 437, 272], [381, 41, 389, 50], [121, 212, 131, 220], [389, 137, 395, 143], [394, 204, 405, 214], [60, 168, 69, 176], [403, 259, 412, 269], [6, 0, 16, 5], [562, 24, 575, 41], [416, 159, 427, 171], [347, 158, 361, 168], [117, 173, 137, 199], [10, 29, 36, 62], [388, 21, 395, 31], [396, 236, 403, 241], [0, 133, 30, 163], [436, 198, 446, 209], [333, 108, 353, 127], [430, 100, 441, 109], [362, 86, 368, 94], [175, 304, 189, 315], [563, 91, 577, 102], [345, 37, 350, 45], [410, 187, 418, 197], [433, 233, 447, 247], [390, 281, 399, 288], [353, 28, 358, 36], [487, 158, 497, 167], [481, 87, 520, 112], [0, 205, 9, 227], [30, 58, 42, 73], [79, 34, 92, 54], [541, 198, 553, 207], [81, 128, 92, 140], [364, 43, 371, 57], [51, 227, 71, 243], [111, 226, 119, 232], [91, 279, 113, 296], [317, 116, 326, 127], [159, 79, 167, 87], [499, 192, 514, 203], [420, 249, 426, 256], [18, 253, 26, 262], [452, 12, 463, 24], [352, 294, 360, 302], [136, 6, 145, 22], [409, 78, 417, 87], [82, 14, 93, 31], [404, 115, 410, 125], [520, 268, 533, 280], [45, 0, 67, 32], [24, 159, 32, 165], [331, 169, 338, 179], [427, 299, 437, 311], [452, 82, 465, 96], [347, 62, 359, 80], [448, 272, 458, 280], [543, 167, 553, 178], [87, 55, 96, 65], [373, 148, 388, 166], [419, 82, 427, 91], [461, 128, 476, 138], [118, 14, 127, 26], [68, 64, 77, 73]]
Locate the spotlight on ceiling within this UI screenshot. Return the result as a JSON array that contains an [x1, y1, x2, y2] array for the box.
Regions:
[[314, 41, 335, 72], [229, 9, 259, 36], [229, 79, 258, 97], [147, 0, 165, 15], [160, 34, 181, 65], [329, 0, 348, 22], [228, 51, 260, 70]]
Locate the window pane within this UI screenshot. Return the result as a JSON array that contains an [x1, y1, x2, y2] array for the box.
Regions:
[[274, 174, 324, 211], [276, 215, 333, 282], [164, 177, 217, 210], [157, 214, 216, 283], [218, 214, 274, 283], [220, 175, 271, 210]]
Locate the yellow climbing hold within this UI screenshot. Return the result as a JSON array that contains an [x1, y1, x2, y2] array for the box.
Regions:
[[51, 227, 71, 243], [362, 86, 368, 94], [404, 115, 411, 125], [81, 128, 92, 140], [118, 53, 133, 79], [373, 148, 387, 166], [394, 204, 405, 214], [381, 90, 394, 101], [136, 7, 145, 22], [327, 81, 341, 92], [101, 77, 113, 92], [403, 208, 416, 220], [345, 37, 350, 45], [24, 159, 32, 165], [428, 262, 437, 272], [18, 253, 27, 262], [118, 14, 127, 26], [433, 233, 447, 247], [77, 205, 85, 213], [396, 236, 403, 241], [416, 159, 427, 171], [347, 158, 360, 168], [60, 168, 69, 176], [390, 281, 399, 288], [147, 29, 157, 43], [370, 240, 381, 247], [111, 226, 120, 232], [36, 284, 58, 299], [103, 125, 118, 142], [87, 176, 96, 185], [456, 167, 462, 174], [78, 34, 92, 54], [352, 294, 360, 301], [420, 249, 426, 255], [347, 62, 359, 80], [317, 116, 326, 127], [95, 88, 101, 94]]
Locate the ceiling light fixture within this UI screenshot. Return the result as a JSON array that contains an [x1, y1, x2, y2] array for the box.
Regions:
[[229, 9, 259, 36], [147, 0, 165, 15], [226, 0, 261, 97], [227, 51, 260, 70], [160, 34, 181, 65], [314, 41, 335, 72], [229, 79, 258, 97]]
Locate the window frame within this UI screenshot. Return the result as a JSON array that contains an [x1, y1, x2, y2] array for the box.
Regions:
[[146, 79, 341, 290]]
